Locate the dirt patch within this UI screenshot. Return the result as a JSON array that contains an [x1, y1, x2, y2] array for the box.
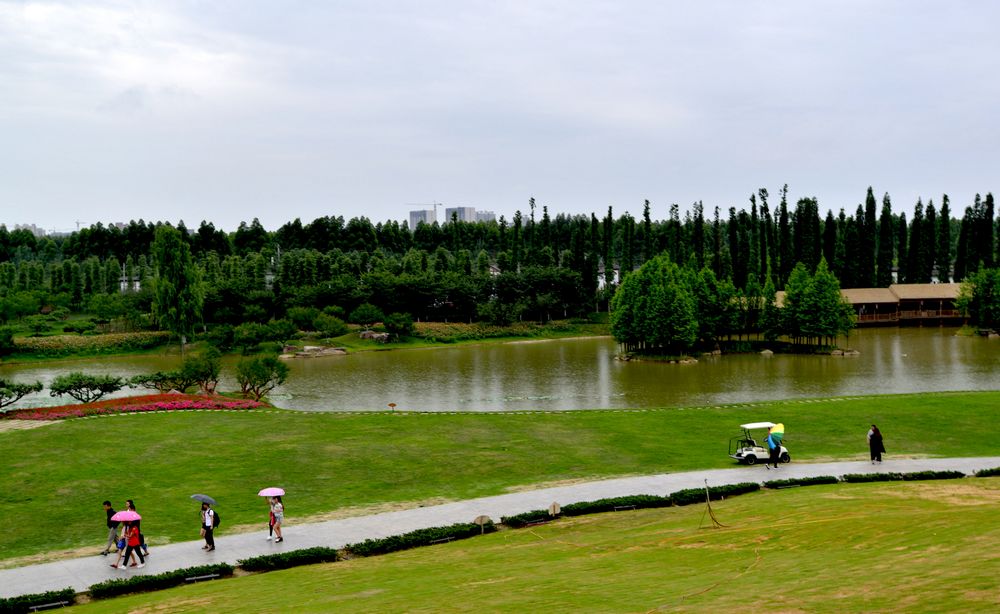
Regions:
[[0, 420, 57, 433], [879, 483, 1000, 506]]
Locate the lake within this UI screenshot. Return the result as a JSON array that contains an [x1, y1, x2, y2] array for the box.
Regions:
[[2, 327, 998, 412]]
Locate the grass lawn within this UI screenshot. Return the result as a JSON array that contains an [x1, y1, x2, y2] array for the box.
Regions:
[[3, 391, 1000, 566], [70, 478, 1000, 612]]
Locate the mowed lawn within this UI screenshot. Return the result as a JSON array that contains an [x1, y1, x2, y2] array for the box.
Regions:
[[2, 391, 1000, 564], [71, 478, 1000, 613]]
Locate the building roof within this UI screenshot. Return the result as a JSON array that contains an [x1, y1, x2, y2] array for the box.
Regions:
[[841, 288, 898, 304], [889, 283, 961, 300]]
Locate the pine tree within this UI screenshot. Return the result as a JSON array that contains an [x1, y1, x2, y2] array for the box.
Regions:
[[778, 185, 792, 285], [863, 187, 878, 286], [906, 200, 926, 283], [895, 213, 908, 284]]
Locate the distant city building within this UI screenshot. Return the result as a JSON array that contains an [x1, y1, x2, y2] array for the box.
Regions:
[[409, 209, 436, 229], [444, 206, 477, 223], [475, 210, 496, 223], [14, 223, 46, 237]]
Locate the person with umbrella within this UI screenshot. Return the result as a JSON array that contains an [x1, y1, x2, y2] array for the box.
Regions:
[[107, 509, 143, 568], [258, 487, 284, 542], [766, 423, 784, 469], [125, 499, 150, 558], [193, 494, 217, 551]]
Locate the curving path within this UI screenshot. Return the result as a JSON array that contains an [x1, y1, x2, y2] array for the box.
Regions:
[[4, 456, 1000, 599]]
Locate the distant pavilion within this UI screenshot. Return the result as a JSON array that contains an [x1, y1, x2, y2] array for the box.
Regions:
[[776, 283, 962, 326]]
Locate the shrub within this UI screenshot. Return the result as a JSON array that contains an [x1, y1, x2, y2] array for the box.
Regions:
[[314, 313, 348, 338], [974, 467, 1000, 478], [63, 319, 98, 335], [669, 482, 760, 506], [322, 305, 346, 319], [763, 476, 840, 489], [234, 322, 269, 353], [0, 326, 14, 356], [50, 372, 126, 403], [841, 473, 903, 483], [344, 521, 495, 557], [267, 319, 298, 345], [383, 312, 414, 338], [14, 331, 169, 356], [900, 470, 965, 481], [204, 324, 235, 350], [348, 303, 384, 327], [287, 307, 320, 331], [88, 563, 234, 599], [562, 494, 672, 516], [238, 547, 339, 572], [500, 509, 553, 528], [0, 587, 75, 613]]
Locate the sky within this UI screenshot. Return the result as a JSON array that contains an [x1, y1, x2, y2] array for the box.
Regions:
[[2, 0, 999, 233]]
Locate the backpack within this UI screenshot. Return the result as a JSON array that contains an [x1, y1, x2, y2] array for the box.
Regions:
[[212, 511, 221, 528]]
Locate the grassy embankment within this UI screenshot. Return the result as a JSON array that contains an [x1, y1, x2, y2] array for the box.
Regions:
[[2, 391, 1000, 566], [71, 478, 1000, 612]]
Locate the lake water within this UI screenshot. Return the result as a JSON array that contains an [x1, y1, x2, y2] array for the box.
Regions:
[[3, 327, 999, 412]]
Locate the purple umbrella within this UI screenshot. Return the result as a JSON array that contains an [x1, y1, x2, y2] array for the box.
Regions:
[[258, 487, 285, 497], [110, 510, 141, 522]]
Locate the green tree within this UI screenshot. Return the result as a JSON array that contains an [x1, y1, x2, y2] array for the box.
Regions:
[[610, 254, 697, 354], [383, 312, 414, 338], [957, 268, 1000, 329], [152, 225, 204, 352], [349, 303, 384, 328], [0, 378, 43, 411], [314, 313, 348, 337], [50, 372, 125, 403], [236, 354, 290, 401], [876, 194, 895, 286]]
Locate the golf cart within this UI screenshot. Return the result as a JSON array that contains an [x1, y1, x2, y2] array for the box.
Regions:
[[729, 421, 790, 465]]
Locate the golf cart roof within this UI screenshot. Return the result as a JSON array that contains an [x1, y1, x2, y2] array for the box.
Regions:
[[740, 422, 776, 429]]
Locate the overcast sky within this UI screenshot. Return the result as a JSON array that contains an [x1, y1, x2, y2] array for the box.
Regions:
[[2, 1, 998, 233]]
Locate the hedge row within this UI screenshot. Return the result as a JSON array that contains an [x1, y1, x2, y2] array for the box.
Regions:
[[763, 476, 840, 489], [239, 547, 339, 572], [841, 470, 966, 483], [500, 509, 553, 528], [669, 482, 761, 506], [88, 563, 234, 600], [344, 520, 496, 557], [974, 466, 1000, 478], [0, 588, 75, 614]]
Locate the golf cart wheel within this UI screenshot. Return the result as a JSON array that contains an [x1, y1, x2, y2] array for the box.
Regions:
[[745, 455, 757, 465], [780, 452, 791, 463]]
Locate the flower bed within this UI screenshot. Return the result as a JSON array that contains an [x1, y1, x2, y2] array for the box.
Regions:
[[3, 394, 264, 421], [13, 331, 170, 356]]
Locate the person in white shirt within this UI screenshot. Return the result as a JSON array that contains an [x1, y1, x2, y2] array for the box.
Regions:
[[201, 503, 215, 551], [270, 496, 284, 543]]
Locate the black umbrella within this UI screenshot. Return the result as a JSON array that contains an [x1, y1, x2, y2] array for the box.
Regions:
[[191, 494, 217, 505]]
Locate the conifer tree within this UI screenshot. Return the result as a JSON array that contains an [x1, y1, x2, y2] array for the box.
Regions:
[[876, 194, 895, 286]]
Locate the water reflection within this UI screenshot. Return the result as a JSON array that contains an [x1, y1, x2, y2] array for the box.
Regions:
[[3, 328, 999, 412]]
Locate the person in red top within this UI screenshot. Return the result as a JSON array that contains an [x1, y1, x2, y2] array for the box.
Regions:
[[112, 521, 145, 569]]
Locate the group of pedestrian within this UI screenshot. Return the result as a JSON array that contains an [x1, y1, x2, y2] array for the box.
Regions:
[[102, 499, 150, 570]]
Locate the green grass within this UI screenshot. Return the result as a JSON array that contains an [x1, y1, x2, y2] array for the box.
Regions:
[[70, 478, 1000, 612], [3, 391, 1000, 565]]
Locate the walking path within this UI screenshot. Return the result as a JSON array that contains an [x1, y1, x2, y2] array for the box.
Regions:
[[4, 456, 1000, 599]]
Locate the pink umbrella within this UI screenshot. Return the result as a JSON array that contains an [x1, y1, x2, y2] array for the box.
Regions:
[[258, 487, 285, 497], [110, 510, 141, 522]]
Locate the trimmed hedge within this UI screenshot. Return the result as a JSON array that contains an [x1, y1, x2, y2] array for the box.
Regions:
[[669, 482, 760, 506], [501, 509, 553, 528], [900, 470, 965, 481], [239, 547, 339, 572], [842, 470, 966, 483], [344, 521, 496, 557], [562, 494, 672, 517], [88, 563, 234, 600], [764, 476, 839, 489], [974, 467, 1000, 478], [0, 588, 75, 614]]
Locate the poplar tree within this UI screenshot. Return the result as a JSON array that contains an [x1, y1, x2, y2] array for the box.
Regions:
[[876, 194, 895, 286], [937, 195, 952, 282], [152, 224, 204, 352]]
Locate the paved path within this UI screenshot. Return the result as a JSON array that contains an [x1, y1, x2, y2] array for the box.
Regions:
[[4, 456, 1000, 599]]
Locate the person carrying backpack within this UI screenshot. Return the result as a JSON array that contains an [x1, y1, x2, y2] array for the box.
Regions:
[[200, 502, 216, 552]]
